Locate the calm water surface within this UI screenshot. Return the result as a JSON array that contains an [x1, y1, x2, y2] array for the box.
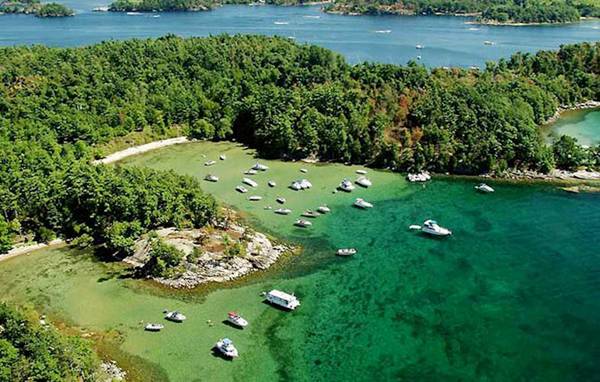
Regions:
[[546, 109, 600, 146], [1, 2, 599, 67]]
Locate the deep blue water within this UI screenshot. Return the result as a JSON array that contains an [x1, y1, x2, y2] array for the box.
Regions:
[[1, 1, 599, 67]]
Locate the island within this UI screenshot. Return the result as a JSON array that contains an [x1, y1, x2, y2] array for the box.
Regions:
[[0, 0, 74, 16], [108, 0, 215, 12]]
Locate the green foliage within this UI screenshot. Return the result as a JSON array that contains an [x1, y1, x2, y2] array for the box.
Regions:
[[36, 2, 74, 17], [103, 221, 143, 256], [552, 135, 587, 170], [0, 0, 74, 17], [0, 217, 13, 254], [144, 238, 185, 277], [109, 0, 215, 11], [0, 303, 99, 381], [225, 241, 246, 258]]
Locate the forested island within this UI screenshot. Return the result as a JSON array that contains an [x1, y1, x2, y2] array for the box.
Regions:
[[109, 0, 214, 12], [0, 0, 74, 17], [0, 35, 598, 254]]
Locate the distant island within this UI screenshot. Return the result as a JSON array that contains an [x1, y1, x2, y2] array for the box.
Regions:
[[0, 0, 74, 16], [108, 0, 215, 12]]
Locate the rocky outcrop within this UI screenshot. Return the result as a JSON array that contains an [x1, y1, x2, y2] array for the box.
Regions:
[[545, 100, 600, 125]]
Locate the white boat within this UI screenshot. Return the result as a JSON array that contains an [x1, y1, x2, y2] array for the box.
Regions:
[[421, 220, 452, 236], [338, 179, 355, 192], [417, 55, 422, 60], [300, 168, 308, 173], [252, 163, 269, 171], [227, 312, 248, 328], [219, 154, 227, 160], [407, 172, 431, 182], [275, 208, 292, 215], [144, 323, 164, 331], [374, 29, 391, 34], [248, 196, 262, 201], [317, 205, 330, 214], [484, 40, 495, 46], [204, 174, 219, 182], [235, 185, 248, 193], [244, 169, 258, 175], [164, 311, 186, 322], [266, 290, 300, 310], [276, 197, 286, 204], [290, 181, 302, 191], [204, 160, 216, 166], [475, 183, 495, 193], [242, 178, 258, 187], [273, 21, 289, 25], [301, 210, 320, 218], [268, 181, 276, 187], [356, 176, 372, 188], [215, 338, 239, 358], [416, 44, 424, 49], [336, 248, 357, 256], [356, 169, 367, 175], [126, 11, 142, 15], [353, 198, 373, 209], [294, 219, 312, 227], [290, 179, 312, 190]]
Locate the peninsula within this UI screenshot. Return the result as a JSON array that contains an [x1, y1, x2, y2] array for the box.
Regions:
[[0, 0, 74, 16]]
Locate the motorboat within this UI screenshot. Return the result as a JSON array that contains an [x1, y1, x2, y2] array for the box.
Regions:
[[338, 179, 355, 192], [275, 208, 292, 215], [484, 40, 495, 45], [235, 185, 248, 193], [244, 169, 258, 175], [336, 248, 357, 256], [204, 160, 216, 166], [356, 176, 372, 188], [416, 44, 424, 49], [276, 197, 286, 204], [421, 220, 452, 236], [204, 174, 219, 182], [219, 154, 226, 160], [317, 205, 330, 214], [227, 312, 248, 328], [164, 311, 186, 322], [294, 219, 312, 228], [290, 181, 302, 191], [266, 290, 300, 310], [144, 323, 164, 332], [407, 172, 431, 182], [475, 183, 495, 193], [252, 163, 269, 171], [301, 210, 320, 218], [290, 179, 312, 190], [242, 178, 258, 187], [215, 338, 239, 358], [248, 196, 262, 201], [268, 181, 276, 187], [356, 169, 368, 175], [300, 168, 308, 173], [353, 198, 373, 209]]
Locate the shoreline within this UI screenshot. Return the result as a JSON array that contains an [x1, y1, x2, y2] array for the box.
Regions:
[[92, 136, 189, 165], [544, 100, 600, 126], [0, 239, 65, 263]]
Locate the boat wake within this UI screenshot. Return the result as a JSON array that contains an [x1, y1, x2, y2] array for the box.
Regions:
[[374, 29, 392, 34], [303, 15, 320, 19], [274, 21, 289, 25], [468, 27, 480, 31]]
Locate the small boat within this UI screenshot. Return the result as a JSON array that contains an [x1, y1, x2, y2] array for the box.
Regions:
[[356, 169, 367, 175], [417, 55, 422, 60], [152, 14, 160, 18], [336, 248, 357, 256], [252, 163, 269, 171], [276, 197, 286, 204], [317, 205, 330, 214], [469, 66, 480, 71], [219, 154, 227, 160], [244, 169, 258, 175], [248, 196, 262, 201], [294, 219, 312, 228], [421, 220, 452, 236], [416, 44, 424, 49], [290, 179, 312, 190], [268, 181, 276, 187], [301, 210, 320, 218], [407, 172, 431, 182], [215, 338, 239, 358], [275, 208, 292, 215], [227, 312, 248, 328], [204, 174, 219, 182], [164, 311, 186, 322], [374, 29, 391, 34], [204, 160, 216, 166], [353, 198, 373, 209], [266, 290, 300, 310], [242, 178, 258, 187], [356, 176, 372, 188], [484, 40, 495, 46], [290, 181, 302, 191], [145, 323, 164, 332], [300, 168, 308, 173], [273, 21, 289, 25], [475, 183, 495, 193], [236, 185, 248, 194], [126, 11, 142, 15], [338, 179, 355, 192]]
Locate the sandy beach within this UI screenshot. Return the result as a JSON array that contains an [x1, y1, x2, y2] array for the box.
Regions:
[[92, 137, 189, 165]]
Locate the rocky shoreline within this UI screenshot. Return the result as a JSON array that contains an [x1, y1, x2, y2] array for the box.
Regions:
[[544, 100, 600, 125], [125, 224, 292, 289], [484, 168, 600, 183]]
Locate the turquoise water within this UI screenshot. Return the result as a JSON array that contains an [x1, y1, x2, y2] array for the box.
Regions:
[[1, 3, 599, 67], [547, 109, 600, 146]]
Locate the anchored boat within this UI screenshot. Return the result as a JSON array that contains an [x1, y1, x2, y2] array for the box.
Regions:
[[336, 248, 357, 256], [204, 160, 216, 166], [248, 196, 262, 201], [144, 323, 164, 332], [266, 290, 300, 310], [421, 220, 452, 236], [242, 178, 258, 187], [235, 185, 248, 193], [339, 179, 355, 192], [215, 338, 239, 358], [164, 311, 186, 322], [475, 183, 494, 193], [294, 219, 312, 227], [301, 210, 320, 218], [227, 312, 248, 328], [219, 154, 226, 160], [204, 174, 219, 182], [356, 176, 372, 188], [252, 163, 269, 171], [268, 181, 276, 187], [276, 197, 286, 204], [353, 198, 373, 209], [317, 205, 330, 214], [275, 208, 292, 215]]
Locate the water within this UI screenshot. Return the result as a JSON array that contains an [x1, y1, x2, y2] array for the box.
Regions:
[[545, 109, 600, 146], [1, 142, 599, 381], [1, 3, 599, 67]]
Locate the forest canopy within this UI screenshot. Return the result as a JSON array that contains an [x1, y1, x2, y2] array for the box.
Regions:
[[0, 0, 74, 17], [0, 35, 598, 253]]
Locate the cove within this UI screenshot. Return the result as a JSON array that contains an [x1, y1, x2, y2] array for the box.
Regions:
[[545, 109, 600, 147], [1, 3, 599, 67], [1, 141, 599, 381]]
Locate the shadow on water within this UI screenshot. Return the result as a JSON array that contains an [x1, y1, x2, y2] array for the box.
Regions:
[[210, 347, 235, 362], [221, 320, 245, 330]]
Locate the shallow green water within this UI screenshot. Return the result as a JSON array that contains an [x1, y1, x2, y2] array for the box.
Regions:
[[546, 109, 600, 146], [1, 141, 600, 381]]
